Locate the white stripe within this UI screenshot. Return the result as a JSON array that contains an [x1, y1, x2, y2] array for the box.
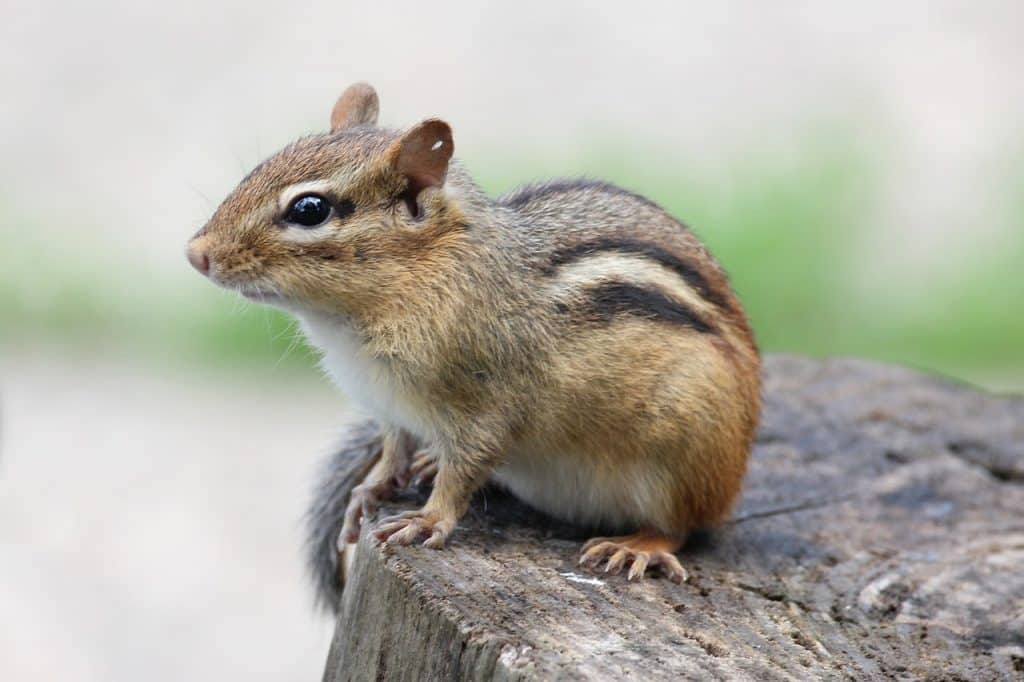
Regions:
[[549, 253, 713, 315]]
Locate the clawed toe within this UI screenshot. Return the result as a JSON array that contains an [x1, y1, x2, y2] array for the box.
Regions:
[[604, 548, 629, 575], [626, 552, 650, 581], [655, 552, 688, 583], [377, 509, 422, 525], [386, 521, 424, 545], [339, 484, 387, 545], [409, 450, 439, 487], [578, 541, 615, 568]]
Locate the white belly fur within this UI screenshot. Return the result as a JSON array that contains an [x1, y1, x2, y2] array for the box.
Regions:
[[493, 447, 659, 531], [299, 313, 437, 438]]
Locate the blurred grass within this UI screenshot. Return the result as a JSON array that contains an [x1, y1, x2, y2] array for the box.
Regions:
[[473, 140, 1024, 387], [1, 137, 1022, 390]]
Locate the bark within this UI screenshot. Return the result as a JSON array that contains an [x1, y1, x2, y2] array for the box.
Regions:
[[323, 355, 1024, 681]]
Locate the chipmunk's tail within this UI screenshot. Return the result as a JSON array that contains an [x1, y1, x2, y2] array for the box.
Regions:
[[305, 418, 383, 615]]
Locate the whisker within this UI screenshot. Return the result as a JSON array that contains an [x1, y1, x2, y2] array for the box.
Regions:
[[273, 325, 304, 369]]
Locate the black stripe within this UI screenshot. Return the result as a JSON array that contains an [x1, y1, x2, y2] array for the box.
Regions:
[[573, 280, 715, 333], [546, 237, 730, 310], [500, 179, 663, 212]]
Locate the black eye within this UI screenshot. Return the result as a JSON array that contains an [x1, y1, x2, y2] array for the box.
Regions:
[[285, 194, 332, 227]]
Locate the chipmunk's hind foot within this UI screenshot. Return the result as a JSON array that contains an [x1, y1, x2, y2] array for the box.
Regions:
[[579, 530, 687, 583]]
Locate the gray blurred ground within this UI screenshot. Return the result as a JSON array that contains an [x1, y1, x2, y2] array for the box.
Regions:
[[0, 356, 343, 681], [1, 2, 1022, 680]]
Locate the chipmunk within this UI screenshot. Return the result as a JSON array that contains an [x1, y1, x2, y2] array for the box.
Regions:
[[187, 83, 761, 607]]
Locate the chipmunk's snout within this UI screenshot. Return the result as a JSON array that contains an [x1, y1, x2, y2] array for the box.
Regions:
[[186, 241, 211, 276]]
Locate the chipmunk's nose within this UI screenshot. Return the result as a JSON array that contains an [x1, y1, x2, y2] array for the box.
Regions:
[[187, 242, 210, 276]]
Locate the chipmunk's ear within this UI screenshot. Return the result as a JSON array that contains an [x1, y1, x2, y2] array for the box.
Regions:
[[330, 82, 379, 131], [389, 119, 454, 217]]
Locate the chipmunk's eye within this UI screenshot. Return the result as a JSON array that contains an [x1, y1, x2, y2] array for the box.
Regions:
[[285, 194, 331, 227]]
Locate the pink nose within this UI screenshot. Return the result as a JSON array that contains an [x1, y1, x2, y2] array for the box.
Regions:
[[187, 245, 210, 275]]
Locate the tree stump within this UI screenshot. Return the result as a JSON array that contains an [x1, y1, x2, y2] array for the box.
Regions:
[[322, 356, 1024, 681]]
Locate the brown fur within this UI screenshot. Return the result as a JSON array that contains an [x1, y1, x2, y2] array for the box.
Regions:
[[187, 84, 761, 573]]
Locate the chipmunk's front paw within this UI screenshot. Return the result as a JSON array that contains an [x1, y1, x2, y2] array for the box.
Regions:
[[373, 508, 457, 549], [339, 481, 394, 546], [409, 449, 439, 487]]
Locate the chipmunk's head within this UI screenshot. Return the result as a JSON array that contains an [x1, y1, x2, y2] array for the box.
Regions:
[[187, 82, 464, 316]]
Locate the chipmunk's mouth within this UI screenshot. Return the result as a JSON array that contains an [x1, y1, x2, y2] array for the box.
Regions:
[[206, 273, 283, 305], [203, 270, 282, 305], [238, 287, 283, 304]]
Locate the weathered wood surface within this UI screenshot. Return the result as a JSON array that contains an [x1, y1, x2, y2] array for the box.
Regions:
[[323, 356, 1024, 681]]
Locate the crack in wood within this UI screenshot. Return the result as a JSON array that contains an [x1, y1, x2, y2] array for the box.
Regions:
[[729, 495, 856, 524]]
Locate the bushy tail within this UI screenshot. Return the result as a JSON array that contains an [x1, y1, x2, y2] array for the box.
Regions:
[[304, 418, 383, 615]]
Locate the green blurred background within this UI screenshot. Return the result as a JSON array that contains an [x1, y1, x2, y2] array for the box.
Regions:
[[3, 135, 1022, 390], [2, 3, 1022, 682]]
